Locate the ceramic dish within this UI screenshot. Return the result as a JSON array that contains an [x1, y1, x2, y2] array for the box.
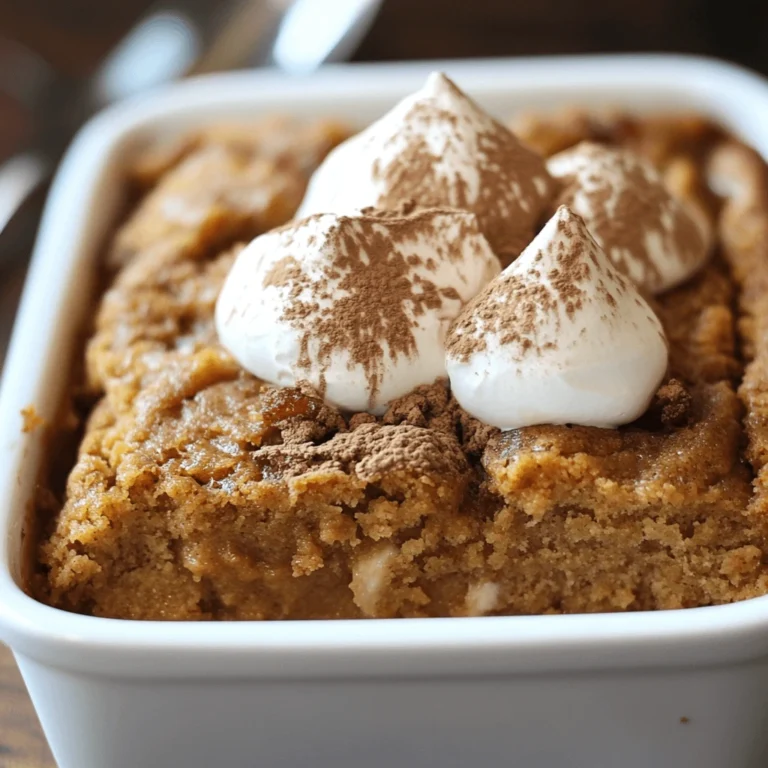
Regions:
[[2, 55, 768, 768]]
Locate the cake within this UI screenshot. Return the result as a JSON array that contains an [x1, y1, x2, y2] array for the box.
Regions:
[[33, 75, 768, 620]]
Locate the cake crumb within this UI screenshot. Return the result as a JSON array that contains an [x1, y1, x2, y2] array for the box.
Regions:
[[649, 379, 693, 428], [20, 406, 45, 434], [349, 412, 378, 430], [383, 379, 452, 430]]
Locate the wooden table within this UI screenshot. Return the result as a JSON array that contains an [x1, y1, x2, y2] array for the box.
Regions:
[[2, 1, 768, 764], [0, 651, 54, 767]]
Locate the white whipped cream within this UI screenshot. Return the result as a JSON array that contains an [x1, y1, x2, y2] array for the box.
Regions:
[[547, 142, 711, 294], [446, 206, 669, 430], [296, 71, 553, 263], [216, 209, 500, 413]]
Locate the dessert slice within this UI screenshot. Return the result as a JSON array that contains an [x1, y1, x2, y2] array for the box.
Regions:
[[39, 189, 768, 620], [41, 349, 474, 620], [40, 245, 764, 618], [34, 78, 768, 621]]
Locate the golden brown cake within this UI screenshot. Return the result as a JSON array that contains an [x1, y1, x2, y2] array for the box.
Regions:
[[33, 97, 768, 621]]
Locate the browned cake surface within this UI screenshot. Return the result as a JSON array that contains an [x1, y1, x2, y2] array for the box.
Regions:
[[108, 117, 349, 270], [34, 111, 768, 620]]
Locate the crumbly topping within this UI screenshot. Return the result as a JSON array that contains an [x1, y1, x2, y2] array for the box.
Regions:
[[457, 409, 500, 457], [110, 146, 303, 270], [258, 381, 347, 445], [257, 378, 501, 463], [259, 422, 469, 482], [549, 142, 710, 293], [647, 379, 693, 428], [382, 379, 500, 455], [88, 244, 242, 392], [348, 412, 378, 430], [347, 379, 499, 457], [382, 379, 453, 430], [128, 116, 350, 191], [707, 142, 768, 481], [350, 423, 468, 481]]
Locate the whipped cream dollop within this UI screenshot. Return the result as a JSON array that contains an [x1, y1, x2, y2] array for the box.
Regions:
[[296, 72, 554, 264], [445, 206, 669, 430], [547, 142, 712, 294], [216, 209, 500, 413]]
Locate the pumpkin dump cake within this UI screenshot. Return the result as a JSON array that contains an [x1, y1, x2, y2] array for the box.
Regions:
[[33, 74, 768, 620]]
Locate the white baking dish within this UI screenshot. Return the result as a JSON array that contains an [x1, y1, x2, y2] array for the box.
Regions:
[[3, 54, 768, 768]]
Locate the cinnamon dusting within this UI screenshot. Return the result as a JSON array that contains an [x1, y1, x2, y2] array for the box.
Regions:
[[264, 210, 485, 407]]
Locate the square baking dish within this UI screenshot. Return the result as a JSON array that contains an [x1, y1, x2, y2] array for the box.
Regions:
[[3, 54, 768, 768]]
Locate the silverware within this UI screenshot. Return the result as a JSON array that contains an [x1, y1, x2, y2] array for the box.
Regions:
[[266, 0, 382, 72]]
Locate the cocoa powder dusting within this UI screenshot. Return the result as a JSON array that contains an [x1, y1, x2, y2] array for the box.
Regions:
[[258, 421, 469, 483], [382, 379, 452, 430], [348, 412, 377, 430], [258, 381, 346, 445], [382, 379, 500, 456], [266, 210, 479, 407], [259, 378, 499, 471]]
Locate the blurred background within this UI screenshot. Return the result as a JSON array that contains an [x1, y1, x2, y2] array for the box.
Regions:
[[2, 0, 768, 73], [1, 1, 768, 764]]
